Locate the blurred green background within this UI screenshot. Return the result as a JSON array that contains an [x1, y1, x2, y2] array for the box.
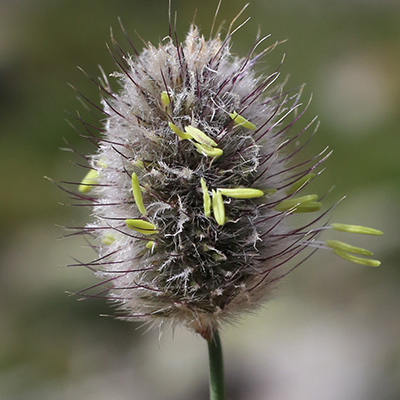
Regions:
[[0, 0, 399, 399]]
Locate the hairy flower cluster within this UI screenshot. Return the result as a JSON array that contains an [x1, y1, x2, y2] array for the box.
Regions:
[[65, 12, 382, 338]]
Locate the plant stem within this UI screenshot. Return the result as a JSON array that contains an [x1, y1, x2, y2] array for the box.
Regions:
[[207, 330, 225, 400]]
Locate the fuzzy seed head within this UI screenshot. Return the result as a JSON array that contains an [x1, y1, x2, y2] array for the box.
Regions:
[[67, 14, 382, 338]]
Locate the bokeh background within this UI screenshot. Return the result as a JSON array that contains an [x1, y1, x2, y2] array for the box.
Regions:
[[1, 0, 399, 399]]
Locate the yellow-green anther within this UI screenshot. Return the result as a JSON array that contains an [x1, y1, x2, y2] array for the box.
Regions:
[[185, 125, 218, 147], [212, 253, 227, 262], [292, 201, 322, 213], [193, 142, 223, 158], [331, 223, 383, 236], [274, 194, 319, 212], [168, 122, 191, 140], [78, 169, 99, 194], [287, 173, 316, 194], [131, 172, 147, 215], [212, 190, 225, 226], [229, 112, 257, 131], [146, 240, 155, 249], [125, 219, 158, 235], [160, 91, 170, 109], [326, 240, 373, 257], [217, 188, 264, 199], [97, 160, 108, 168], [134, 160, 153, 169], [333, 249, 381, 267], [134, 160, 145, 169], [201, 178, 211, 217], [102, 234, 115, 245]]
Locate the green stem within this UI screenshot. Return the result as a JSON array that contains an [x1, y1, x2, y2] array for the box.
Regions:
[[207, 330, 225, 400]]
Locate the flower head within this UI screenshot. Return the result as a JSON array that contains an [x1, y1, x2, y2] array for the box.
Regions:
[[65, 7, 382, 339]]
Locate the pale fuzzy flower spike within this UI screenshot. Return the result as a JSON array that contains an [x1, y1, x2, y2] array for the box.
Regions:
[[65, 8, 382, 340]]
